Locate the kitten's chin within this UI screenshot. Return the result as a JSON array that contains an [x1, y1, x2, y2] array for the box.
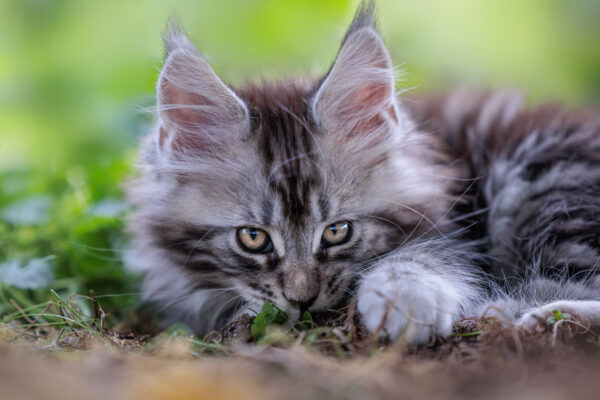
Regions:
[[286, 308, 301, 323]]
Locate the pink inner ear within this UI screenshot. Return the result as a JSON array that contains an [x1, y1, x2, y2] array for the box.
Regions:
[[158, 76, 238, 154], [162, 83, 217, 126], [158, 77, 206, 151], [314, 28, 397, 146], [160, 85, 212, 152], [156, 47, 248, 156], [344, 83, 393, 140]]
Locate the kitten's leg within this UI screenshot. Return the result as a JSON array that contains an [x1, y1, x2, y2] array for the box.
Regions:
[[357, 241, 482, 344]]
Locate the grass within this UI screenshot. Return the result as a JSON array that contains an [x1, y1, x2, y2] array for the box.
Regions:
[[3, 286, 599, 357], [0, 288, 365, 358], [1, 292, 600, 400]]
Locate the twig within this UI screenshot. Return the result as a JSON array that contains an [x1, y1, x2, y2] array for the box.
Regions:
[[100, 308, 106, 333], [55, 327, 66, 345], [90, 289, 99, 320], [345, 296, 359, 342], [294, 331, 307, 346], [9, 298, 36, 325], [22, 302, 52, 336], [332, 327, 355, 352], [510, 327, 524, 360], [480, 304, 512, 323], [551, 318, 591, 347]]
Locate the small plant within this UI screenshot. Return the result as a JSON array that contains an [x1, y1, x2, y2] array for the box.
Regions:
[[296, 311, 315, 331], [250, 301, 289, 340], [248, 301, 348, 356], [546, 309, 572, 326]]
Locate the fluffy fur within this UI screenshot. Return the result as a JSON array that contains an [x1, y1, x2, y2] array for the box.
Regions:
[[126, 2, 600, 343]]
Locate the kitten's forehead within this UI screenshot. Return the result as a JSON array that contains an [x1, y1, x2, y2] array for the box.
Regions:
[[237, 82, 328, 229]]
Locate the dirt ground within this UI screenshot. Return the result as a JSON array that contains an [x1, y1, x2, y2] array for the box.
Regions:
[[2, 312, 600, 400]]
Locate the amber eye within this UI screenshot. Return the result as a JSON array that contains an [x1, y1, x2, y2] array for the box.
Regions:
[[237, 227, 271, 253], [321, 221, 351, 247]]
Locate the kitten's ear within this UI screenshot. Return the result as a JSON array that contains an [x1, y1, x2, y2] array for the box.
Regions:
[[312, 4, 398, 144], [156, 26, 249, 156]]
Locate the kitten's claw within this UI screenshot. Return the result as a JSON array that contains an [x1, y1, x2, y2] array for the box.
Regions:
[[357, 263, 460, 344]]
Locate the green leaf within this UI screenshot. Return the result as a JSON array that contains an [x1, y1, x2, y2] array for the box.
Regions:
[[453, 331, 481, 337], [547, 309, 573, 326], [295, 310, 315, 331], [250, 300, 289, 340], [302, 311, 313, 322]]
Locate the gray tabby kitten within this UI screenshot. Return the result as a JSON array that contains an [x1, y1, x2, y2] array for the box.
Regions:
[[127, 2, 600, 344]]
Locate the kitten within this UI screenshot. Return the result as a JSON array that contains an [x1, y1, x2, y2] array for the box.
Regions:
[[126, 2, 600, 343]]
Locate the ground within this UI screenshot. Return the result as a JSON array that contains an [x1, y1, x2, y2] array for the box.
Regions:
[[1, 297, 600, 400]]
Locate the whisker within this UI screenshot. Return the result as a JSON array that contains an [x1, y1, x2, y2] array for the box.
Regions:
[[212, 294, 245, 318], [380, 199, 446, 237], [363, 214, 406, 236], [155, 287, 238, 314], [408, 178, 478, 243]]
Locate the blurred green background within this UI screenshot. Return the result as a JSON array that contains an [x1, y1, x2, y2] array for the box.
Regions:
[[1, 0, 599, 322]]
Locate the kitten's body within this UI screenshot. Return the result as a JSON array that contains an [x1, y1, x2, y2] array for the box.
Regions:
[[127, 3, 600, 342]]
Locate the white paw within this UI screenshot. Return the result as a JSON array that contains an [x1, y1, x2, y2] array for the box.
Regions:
[[357, 262, 462, 344], [516, 309, 553, 333], [517, 300, 600, 332]]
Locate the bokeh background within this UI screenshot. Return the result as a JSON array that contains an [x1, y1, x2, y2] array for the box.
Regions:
[[1, 0, 599, 321]]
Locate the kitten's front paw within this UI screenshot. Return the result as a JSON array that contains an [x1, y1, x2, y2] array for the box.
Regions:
[[357, 262, 461, 344], [516, 300, 600, 333]]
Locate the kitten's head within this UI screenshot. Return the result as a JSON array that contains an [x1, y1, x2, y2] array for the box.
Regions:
[[128, 3, 456, 328]]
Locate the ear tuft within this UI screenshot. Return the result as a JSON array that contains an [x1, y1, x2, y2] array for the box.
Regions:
[[162, 17, 194, 58], [312, 2, 398, 147], [342, 0, 378, 45], [156, 25, 248, 157]]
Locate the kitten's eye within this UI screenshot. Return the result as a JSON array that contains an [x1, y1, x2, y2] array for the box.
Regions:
[[237, 227, 271, 253], [321, 221, 351, 247]]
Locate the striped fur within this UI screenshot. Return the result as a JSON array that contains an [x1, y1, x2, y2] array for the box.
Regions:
[[407, 90, 600, 324], [126, 2, 600, 341]]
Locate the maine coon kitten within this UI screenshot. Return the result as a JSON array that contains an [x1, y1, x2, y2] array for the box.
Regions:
[[126, 2, 600, 344]]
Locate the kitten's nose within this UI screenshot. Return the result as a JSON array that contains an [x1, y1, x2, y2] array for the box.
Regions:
[[288, 295, 317, 314], [283, 265, 320, 313]]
